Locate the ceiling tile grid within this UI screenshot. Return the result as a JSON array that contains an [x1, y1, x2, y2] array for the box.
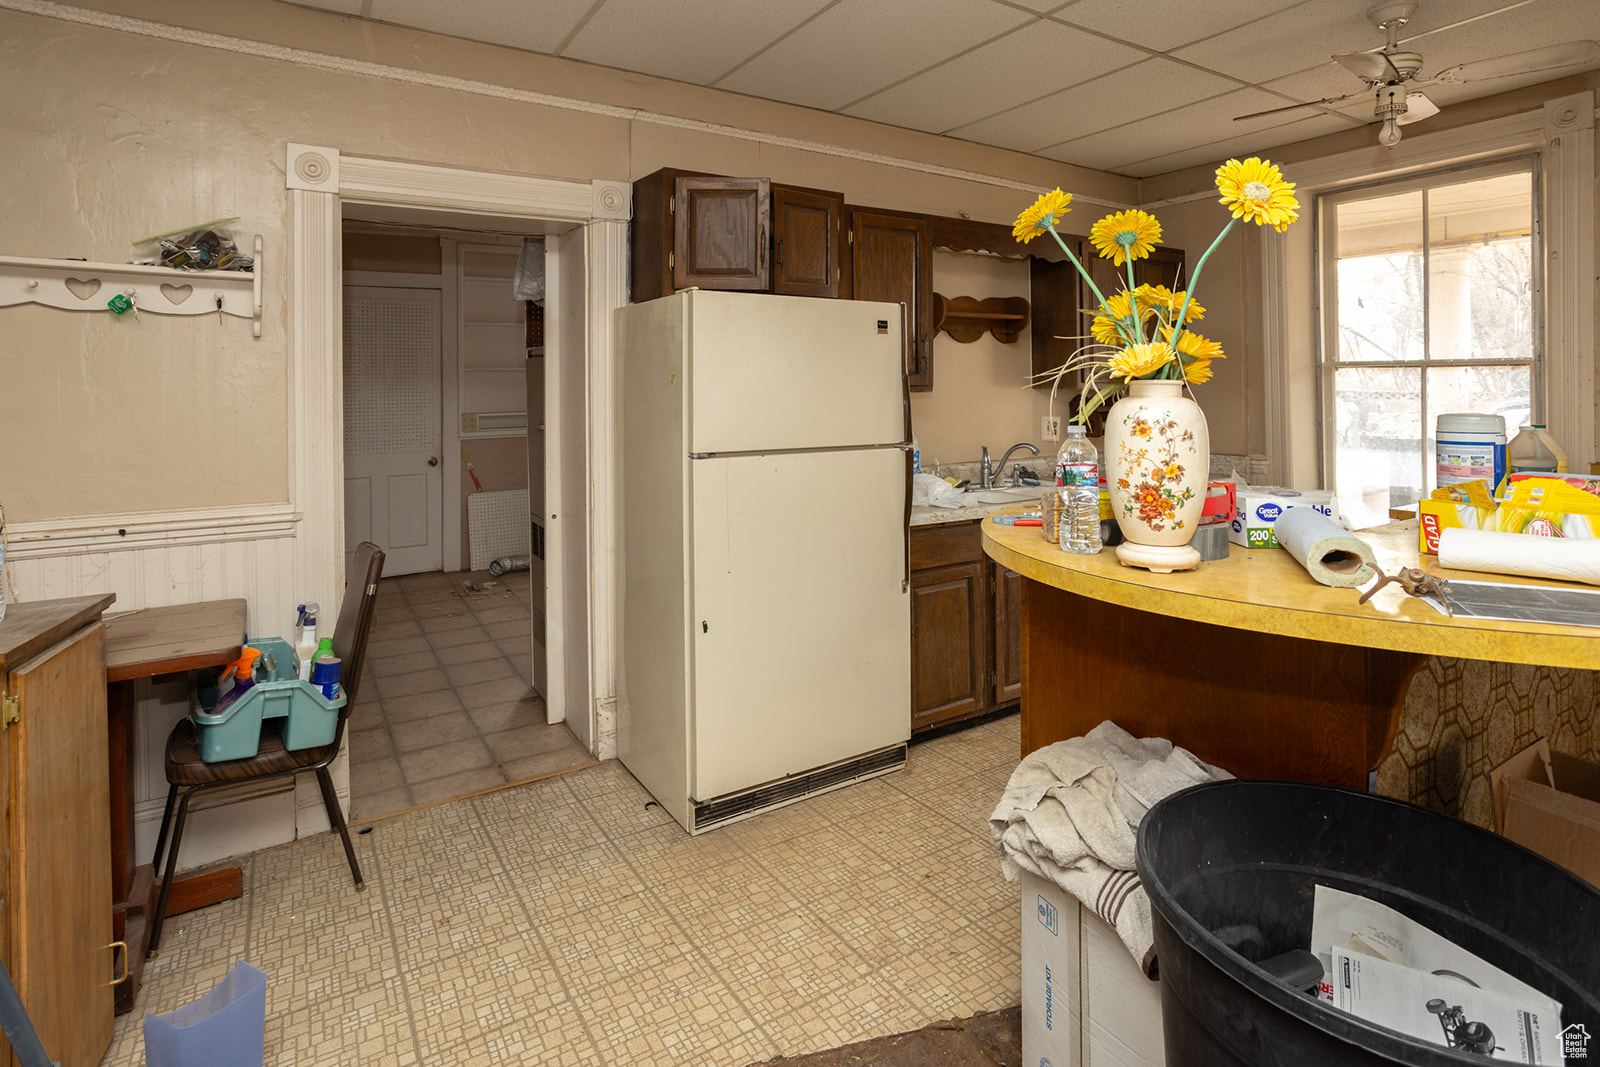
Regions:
[[285, 0, 1600, 177]]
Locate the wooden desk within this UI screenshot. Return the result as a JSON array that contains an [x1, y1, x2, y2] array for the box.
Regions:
[[981, 519, 1599, 786], [104, 598, 247, 1013]]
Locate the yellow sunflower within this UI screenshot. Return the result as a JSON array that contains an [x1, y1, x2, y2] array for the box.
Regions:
[[1108, 342, 1175, 379], [1013, 188, 1073, 244], [1181, 358, 1215, 385], [1135, 284, 1204, 324], [1215, 157, 1299, 233], [1090, 291, 1139, 346], [1170, 329, 1226, 362], [1089, 210, 1162, 265]]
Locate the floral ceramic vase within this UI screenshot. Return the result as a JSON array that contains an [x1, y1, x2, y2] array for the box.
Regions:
[[1105, 379, 1209, 573]]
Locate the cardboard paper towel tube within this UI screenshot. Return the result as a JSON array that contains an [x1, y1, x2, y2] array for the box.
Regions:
[[1438, 527, 1600, 586], [1273, 507, 1378, 588]]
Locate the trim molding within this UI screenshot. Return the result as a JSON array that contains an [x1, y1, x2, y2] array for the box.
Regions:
[[3, 0, 1100, 202], [1542, 91, 1596, 475], [6, 502, 298, 558]]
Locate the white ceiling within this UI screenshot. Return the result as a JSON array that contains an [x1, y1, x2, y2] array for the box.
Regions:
[[293, 0, 1600, 177]]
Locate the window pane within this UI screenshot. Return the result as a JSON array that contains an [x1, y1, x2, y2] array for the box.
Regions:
[[1427, 173, 1533, 363], [1334, 191, 1423, 363], [1423, 364, 1532, 492], [1333, 365, 1422, 527]]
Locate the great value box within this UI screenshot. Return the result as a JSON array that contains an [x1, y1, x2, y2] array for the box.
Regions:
[[1228, 488, 1338, 548]]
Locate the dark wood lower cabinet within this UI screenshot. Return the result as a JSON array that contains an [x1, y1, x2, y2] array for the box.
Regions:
[[909, 521, 1021, 733]]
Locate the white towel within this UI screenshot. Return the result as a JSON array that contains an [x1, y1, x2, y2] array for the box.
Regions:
[[989, 720, 1231, 976]]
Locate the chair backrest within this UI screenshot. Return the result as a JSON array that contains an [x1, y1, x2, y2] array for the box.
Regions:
[[331, 542, 385, 715]]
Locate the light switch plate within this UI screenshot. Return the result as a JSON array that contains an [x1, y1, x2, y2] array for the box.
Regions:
[[462, 413, 480, 433], [1041, 414, 1061, 442]]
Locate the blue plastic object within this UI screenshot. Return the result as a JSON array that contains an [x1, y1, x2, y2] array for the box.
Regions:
[[143, 960, 267, 1067], [190, 638, 345, 762]]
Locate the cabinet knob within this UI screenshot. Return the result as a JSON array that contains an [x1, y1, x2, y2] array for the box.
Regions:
[[427, 456, 439, 467]]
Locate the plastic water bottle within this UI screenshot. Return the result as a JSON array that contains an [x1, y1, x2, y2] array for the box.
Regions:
[[1058, 424, 1102, 554]]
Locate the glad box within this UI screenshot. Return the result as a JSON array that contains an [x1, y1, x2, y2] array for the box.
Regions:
[[1228, 488, 1339, 548]]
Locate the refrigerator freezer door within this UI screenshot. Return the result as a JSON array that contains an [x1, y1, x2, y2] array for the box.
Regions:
[[687, 290, 906, 454], [689, 447, 910, 801]]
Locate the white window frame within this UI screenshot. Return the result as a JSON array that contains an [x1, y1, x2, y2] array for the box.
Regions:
[[1316, 154, 1542, 512], [1261, 91, 1594, 489]]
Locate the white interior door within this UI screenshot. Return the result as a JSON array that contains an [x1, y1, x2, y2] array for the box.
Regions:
[[343, 285, 444, 575]]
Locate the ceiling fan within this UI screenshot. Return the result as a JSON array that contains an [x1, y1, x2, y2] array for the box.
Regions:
[[1236, 0, 1600, 146]]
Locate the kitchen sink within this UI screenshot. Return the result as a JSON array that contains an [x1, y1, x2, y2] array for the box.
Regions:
[[967, 485, 1046, 504]]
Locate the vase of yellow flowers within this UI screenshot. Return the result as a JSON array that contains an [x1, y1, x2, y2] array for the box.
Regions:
[[1014, 157, 1299, 572]]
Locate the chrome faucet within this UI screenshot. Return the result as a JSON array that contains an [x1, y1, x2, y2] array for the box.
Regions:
[[981, 442, 1041, 489]]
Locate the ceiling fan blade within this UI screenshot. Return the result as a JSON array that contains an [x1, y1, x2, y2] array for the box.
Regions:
[[1334, 50, 1399, 82], [1395, 90, 1440, 126], [1234, 91, 1365, 122], [1433, 40, 1600, 84]]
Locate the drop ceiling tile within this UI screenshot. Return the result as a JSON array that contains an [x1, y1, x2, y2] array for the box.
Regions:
[[946, 56, 1242, 152], [1039, 86, 1310, 170], [293, 0, 363, 13], [1050, 0, 1305, 53], [367, 0, 593, 55], [715, 0, 1034, 112], [1111, 112, 1361, 177], [1400, 0, 1600, 80], [561, 0, 833, 85], [1170, 1, 1389, 83], [843, 19, 1148, 134]]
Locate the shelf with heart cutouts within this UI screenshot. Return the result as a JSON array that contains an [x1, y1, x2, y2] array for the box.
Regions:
[[931, 293, 1029, 345], [0, 234, 262, 337]]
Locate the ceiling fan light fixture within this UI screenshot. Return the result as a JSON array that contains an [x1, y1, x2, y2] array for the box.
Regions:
[[1373, 86, 1408, 146], [1378, 116, 1403, 147]]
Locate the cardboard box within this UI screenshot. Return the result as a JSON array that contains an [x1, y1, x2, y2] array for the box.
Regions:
[[1228, 488, 1338, 548], [1489, 739, 1600, 888], [1020, 871, 1166, 1067]]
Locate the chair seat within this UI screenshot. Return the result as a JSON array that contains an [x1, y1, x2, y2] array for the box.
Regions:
[[165, 717, 335, 787]]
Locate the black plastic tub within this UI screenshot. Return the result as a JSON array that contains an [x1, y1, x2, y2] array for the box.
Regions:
[[1136, 779, 1599, 1066]]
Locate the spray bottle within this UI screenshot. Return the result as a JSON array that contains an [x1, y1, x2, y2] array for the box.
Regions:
[[209, 646, 264, 718], [295, 603, 320, 681]]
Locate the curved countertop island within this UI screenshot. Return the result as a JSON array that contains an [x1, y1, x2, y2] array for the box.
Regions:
[[982, 515, 1599, 787]]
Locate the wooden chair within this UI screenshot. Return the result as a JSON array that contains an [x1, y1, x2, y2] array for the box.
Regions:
[[146, 542, 386, 958]]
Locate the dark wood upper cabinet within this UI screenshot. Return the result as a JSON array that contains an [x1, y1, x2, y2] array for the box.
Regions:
[[772, 186, 844, 298], [850, 210, 932, 391], [674, 176, 770, 292]]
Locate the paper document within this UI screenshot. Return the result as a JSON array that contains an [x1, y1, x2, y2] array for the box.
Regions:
[[1331, 948, 1563, 1063]]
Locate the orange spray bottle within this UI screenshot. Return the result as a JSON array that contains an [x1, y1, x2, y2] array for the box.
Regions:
[[210, 646, 264, 715]]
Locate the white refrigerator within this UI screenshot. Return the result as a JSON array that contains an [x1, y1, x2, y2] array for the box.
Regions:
[[618, 289, 912, 834]]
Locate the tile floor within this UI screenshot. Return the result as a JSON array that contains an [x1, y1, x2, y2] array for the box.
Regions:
[[349, 570, 596, 822], [101, 714, 1024, 1066]]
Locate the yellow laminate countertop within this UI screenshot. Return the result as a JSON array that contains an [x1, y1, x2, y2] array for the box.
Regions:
[[982, 514, 1600, 671]]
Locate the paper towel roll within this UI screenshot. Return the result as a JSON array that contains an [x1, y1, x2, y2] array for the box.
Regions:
[[1273, 507, 1378, 588], [1437, 527, 1600, 586]]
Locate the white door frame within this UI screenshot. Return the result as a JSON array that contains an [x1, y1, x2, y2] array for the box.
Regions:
[[286, 144, 631, 756]]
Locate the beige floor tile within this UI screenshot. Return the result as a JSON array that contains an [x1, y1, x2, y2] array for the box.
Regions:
[[467, 695, 546, 734], [375, 667, 453, 700], [368, 649, 440, 678], [353, 756, 407, 796], [389, 708, 479, 753], [456, 675, 535, 709], [419, 611, 481, 632], [366, 633, 433, 659], [485, 618, 532, 640], [351, 786, 413, 823], [383, 689, 466, 724], [427, 624, 491, 649], [409, 765, 508, 807], [483, 722, 578, 763], [444, 657, 516, 687], [501, 748, 596, 783], [350, 724, 396, 764], [399, 736, 495, 782], [433, 640, 504, 666]]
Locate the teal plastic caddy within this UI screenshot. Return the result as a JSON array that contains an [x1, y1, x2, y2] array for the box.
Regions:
[[190, 637, 345, 762]]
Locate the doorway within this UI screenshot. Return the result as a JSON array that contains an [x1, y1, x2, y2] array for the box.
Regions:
[[339, 218, 589, 820]]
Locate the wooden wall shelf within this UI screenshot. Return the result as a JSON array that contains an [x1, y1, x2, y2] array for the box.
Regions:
[[933, 294, 1029, 344], [0, 234, 263, 337]]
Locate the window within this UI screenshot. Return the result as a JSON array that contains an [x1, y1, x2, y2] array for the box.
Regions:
[[1318, 159, 1539, 528]]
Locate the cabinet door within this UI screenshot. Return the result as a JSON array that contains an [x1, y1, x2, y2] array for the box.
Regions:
[[992, 561, 1023, 707], [9, 624, 114, 1067], [851, 211, 932, 391], [674, 177, 771, 292], [909, 559, 989, 732], [772, 186, 844, 298]]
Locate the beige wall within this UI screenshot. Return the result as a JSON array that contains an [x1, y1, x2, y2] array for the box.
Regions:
[[0, 0, 1133, 526]]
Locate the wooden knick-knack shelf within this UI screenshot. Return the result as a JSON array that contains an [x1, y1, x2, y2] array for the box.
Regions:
[[932, 294, 1029, 344]]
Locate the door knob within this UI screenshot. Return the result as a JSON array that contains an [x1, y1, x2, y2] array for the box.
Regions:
[[428, 456, 439, 467]]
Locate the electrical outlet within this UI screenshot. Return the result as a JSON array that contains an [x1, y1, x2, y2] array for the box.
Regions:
[[1041, 414, 1061, 442]]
